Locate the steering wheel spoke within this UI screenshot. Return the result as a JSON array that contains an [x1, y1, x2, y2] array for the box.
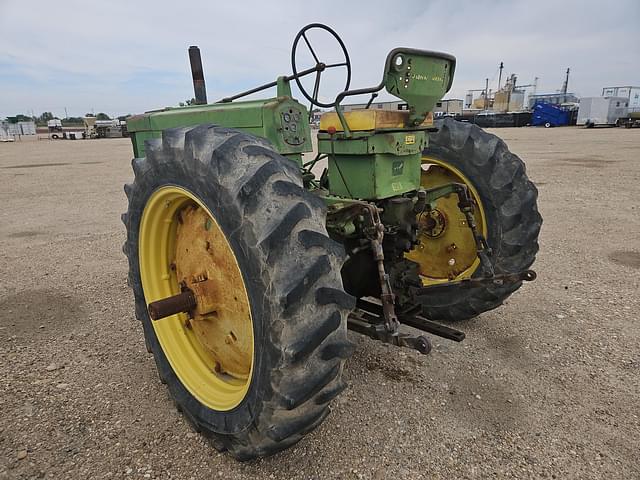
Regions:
[[302, 33, 321, 64], [291, 23, 351, 109], [308, 70, 322, 122], [311, 71, 321, 102]]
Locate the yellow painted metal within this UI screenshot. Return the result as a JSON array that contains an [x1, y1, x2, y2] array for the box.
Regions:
[[406, 156, 487, 285], [139, 186, 254, 411], [320, 109, 433, 132]]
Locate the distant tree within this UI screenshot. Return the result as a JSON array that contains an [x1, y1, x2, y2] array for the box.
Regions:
[[38, 112, 55, 123], [96, 112, 111, 120], [179, 98, 196, 107], [62, 117, 85, 126], [33, 112, 57, 126], [117, 114, 131, 122], [85, 113, 96, 117], [6, 114, 33, 123]]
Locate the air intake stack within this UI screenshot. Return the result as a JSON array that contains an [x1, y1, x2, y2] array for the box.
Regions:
[[188, 46, 207, 105]]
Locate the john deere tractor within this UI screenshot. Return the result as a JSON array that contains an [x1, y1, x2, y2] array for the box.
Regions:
[[122, 24, 541, 459]]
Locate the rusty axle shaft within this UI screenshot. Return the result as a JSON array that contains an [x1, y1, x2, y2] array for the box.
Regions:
[[148, 290, 197, 321]]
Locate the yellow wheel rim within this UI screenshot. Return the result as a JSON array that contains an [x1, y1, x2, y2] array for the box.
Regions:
[[406, 156, 488, 286], [139, 186, 254, 411]]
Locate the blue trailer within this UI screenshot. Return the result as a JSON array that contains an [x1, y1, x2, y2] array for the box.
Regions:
[[531, 102, 570, 127]]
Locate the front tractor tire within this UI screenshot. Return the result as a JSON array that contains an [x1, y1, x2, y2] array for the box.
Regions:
[[409, 118, 542, 321], [122, 125, 354, 460]]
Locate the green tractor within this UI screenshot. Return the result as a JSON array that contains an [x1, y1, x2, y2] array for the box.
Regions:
[[122, 24, 541, 460]]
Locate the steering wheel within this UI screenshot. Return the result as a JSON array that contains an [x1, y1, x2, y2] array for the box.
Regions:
[[291, 23, 352, 109]]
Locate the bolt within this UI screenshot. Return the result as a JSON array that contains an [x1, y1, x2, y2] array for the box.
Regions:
[[225, 331, 238, 344], [424, 217, 437, 230], [147, 290, 197, 321], [416, 336, 432, 355]]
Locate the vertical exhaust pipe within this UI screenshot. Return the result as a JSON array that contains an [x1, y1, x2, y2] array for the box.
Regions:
[[188, 46, 207, 105]]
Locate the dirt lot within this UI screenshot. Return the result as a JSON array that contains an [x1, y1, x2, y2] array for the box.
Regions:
[[1, 127, 639, 479]]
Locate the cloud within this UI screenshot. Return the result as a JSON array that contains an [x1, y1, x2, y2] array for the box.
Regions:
[[1, 0, 638, 117]]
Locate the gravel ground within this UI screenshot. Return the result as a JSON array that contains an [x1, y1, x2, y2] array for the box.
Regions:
[[1, 127, 639, 479]]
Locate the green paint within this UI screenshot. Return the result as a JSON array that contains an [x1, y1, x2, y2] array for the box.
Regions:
[[317, 131, 425, 200], [127, 97, 312, 160], [126, 47, 455, 203], [383, 49, 455, 125]]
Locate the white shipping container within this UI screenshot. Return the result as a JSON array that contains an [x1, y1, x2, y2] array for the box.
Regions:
[[17, 121, 36, 135], [5, 121, 36, 135], [601, 86, 640, 110], [0, 121, 12, 141], [630, 89, 640, 110], [577, 97, 628, 126]]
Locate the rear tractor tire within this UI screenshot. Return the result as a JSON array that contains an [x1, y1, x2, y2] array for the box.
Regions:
[[122, 125, 354, 460], [407, 118, 542, 321]]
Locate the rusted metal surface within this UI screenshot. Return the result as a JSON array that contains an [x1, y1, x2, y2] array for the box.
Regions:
[[174, 204, 252, 380], [346, 309, 432, 355], [357, 298, 465, 343], [407, 164, 485, 280], [188, 46, 208, 105], [416, 269, 536, 294], [148, 290, 197, 321], [344, 202, 401, 336], [422, 209, 446, 238]]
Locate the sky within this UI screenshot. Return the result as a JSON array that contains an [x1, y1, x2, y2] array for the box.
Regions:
[[1, 0, 638, 119]]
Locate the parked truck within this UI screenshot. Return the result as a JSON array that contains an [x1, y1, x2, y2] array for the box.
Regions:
[[47, 119, 63, 138], [601, 86, 640, 128], [617, 111, 640, 128], [577, 96, 628, 127], [95, 119, 127, 138], [531, 102, 571, 127]]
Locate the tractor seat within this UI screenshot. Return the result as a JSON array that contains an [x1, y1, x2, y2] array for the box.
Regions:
[[319, 109, 433, 132]]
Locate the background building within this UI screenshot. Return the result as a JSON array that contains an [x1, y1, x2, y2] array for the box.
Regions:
[[342, 101, 406, 112], [0, 120, 36, 138], [434, 99, 463, 116], [602, 86, 640, 111], [341, 99, 462, 116], [527, 93, 579, 109]]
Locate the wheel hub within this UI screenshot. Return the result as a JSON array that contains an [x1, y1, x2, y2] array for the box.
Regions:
[[420, 209, 446, 238], [405, 158, 487, 284], [138, 186, 254, 411], [174, 204, 253, 380]]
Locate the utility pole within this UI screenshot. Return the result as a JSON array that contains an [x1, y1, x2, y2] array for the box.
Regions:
[[561, 68, 570, 102], [484, 78, 489, 110], [64, 107, 68, 120], [498, 62, 504, 90]]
